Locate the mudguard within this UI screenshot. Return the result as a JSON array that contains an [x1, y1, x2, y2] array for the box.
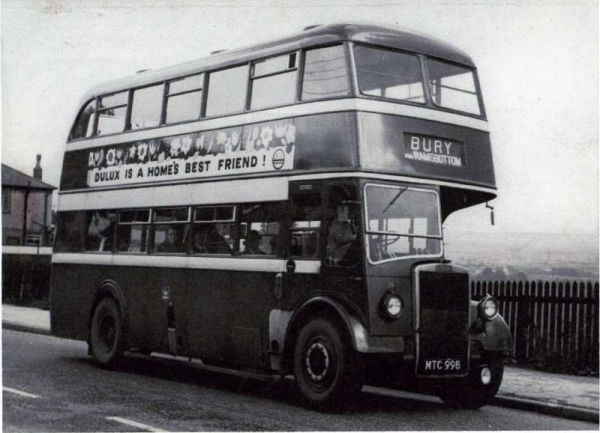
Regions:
[[90, 280, 129, 336], [269, 296, 405, 371], [469, 300, 512, 354]]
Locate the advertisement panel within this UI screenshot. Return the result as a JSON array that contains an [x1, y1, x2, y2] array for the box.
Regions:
[[87, 121, 296, 187]]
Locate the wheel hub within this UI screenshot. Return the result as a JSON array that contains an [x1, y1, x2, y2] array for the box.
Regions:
[[305, 342, 330, 381], [99, 313, 116, 350]]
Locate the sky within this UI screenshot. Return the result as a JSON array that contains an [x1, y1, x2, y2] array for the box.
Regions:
[[1, 0, 598, 235]]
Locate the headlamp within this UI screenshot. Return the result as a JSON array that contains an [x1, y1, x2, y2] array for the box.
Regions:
[[381, 294, 403, 320]]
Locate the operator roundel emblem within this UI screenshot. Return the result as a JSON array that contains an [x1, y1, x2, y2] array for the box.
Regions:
[[272, 148, 285, 170]]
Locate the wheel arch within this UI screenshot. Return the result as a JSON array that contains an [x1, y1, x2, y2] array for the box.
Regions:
[[88, 280, 128, 344], [469, 300, 512, 354], [281, 296, 366, 374]]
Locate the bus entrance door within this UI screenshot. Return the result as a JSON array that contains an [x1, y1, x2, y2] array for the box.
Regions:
[[321, 182, 364, 306]]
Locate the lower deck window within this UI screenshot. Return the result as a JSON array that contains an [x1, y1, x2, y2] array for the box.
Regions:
[[117, 209, 150, 253], [239, 203, 284, 256], [87, 211, 117, 252], [153, 207, 190, 254], [191, 223, 234, 255], [117, 225, 148, 253], [56, 201, 287, 258], [154, 224, 186, 253]]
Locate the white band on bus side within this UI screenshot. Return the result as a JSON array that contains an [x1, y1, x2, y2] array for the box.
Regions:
[[57, 172, 496, 211], [2, 246, 53, 256], [65, 98, 489, 152], [51, 253, 321, 274]]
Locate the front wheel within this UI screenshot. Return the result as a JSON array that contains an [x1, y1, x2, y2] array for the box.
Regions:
[[293, 318, 362, 409], [438, 352, 504, 409], [89, 297, 124, 367]]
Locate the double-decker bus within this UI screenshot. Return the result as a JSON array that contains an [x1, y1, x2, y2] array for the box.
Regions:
[[51, 23, 511, 409]]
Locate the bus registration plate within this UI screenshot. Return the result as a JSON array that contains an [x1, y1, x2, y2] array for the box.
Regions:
[[422, 358, 463, 372]]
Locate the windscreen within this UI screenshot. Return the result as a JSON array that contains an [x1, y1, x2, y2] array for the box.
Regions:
[[364, 184, 442, 263]]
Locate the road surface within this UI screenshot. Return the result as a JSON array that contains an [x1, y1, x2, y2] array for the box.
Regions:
[[3, 329, 596, 431]]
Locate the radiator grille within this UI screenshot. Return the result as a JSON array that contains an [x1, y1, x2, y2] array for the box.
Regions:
[[416, 271, 470, 377]]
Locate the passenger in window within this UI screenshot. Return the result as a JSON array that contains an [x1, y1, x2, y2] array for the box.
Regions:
[[269, 235, 282, 256], [87, 211, 117, 251], [157, 227, 182, 253], [117, 227, 132, 252], [326, 203, 358, 265], [193, 225, 231, 254], [243, 230, 266, 255]]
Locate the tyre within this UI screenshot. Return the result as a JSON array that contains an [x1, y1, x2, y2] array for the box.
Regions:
[[89, 297, 124, 367], [293, 318, 362, 409], [438, 352, 504, 409]]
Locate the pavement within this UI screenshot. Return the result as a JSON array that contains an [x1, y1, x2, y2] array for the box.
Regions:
[[3, 303, 599, 423]]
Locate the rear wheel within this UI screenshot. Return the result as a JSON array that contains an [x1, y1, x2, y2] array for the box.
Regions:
[[89, 297, 123, 367], [293, 318, 362, 409], [438, 352, 504, 409]]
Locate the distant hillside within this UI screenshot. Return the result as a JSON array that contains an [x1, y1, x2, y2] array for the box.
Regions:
[[443, 231, 599, 280]]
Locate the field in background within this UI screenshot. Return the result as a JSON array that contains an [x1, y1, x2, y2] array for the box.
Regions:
[[445, 231, 599, 280]]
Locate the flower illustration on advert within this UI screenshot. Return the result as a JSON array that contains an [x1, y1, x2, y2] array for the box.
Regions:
[[181, 135, 193, 158], [106, 149, 117, 167], [260, 126, 273, 147], [214, 131, 227, 154], [246, 127, 260, 151], [127, 145, 137, 162], [205, 135, 215, 155], [93, 149, 104, 168], [195, 134, 207, 156], [148, 140, 160, 161], [138, 142, 149, 162], [284, 124, 296, 153], [274, 123, 286, 141], [170, 138, 182, 158], [230, 129, 241, 152], [115, 148, 124, 165], [106, 148, 116, 166], [285, 124, 296, 144]]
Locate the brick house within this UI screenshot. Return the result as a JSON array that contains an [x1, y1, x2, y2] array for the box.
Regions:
[[2, 156, 56, 305], [2, 155, 56, 246]]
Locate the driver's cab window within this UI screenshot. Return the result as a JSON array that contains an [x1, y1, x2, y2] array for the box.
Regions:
[[325, 183, 361, 267]]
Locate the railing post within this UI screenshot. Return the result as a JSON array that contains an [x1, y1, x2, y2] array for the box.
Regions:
[[515, 280, 529, 363]]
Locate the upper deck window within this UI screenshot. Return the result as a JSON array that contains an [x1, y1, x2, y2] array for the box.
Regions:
[[97, 91, 128, 136], [70, 99, 96, 140], [427, 59, 481, 115], [301, 45, 350, 100], [130, 84, 163, 130], [166, 73, 204, 124], [250, 53, 298, 110], [206, 64, 249, 117], [354, 45, 425, 103]]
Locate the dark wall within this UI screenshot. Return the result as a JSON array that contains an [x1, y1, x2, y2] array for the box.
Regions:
[[2, 253, 52, 307]]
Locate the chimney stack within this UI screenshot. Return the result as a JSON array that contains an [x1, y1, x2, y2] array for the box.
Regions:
[[33, 154, 42, 180]]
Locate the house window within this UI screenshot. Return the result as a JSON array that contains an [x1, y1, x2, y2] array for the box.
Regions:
[[2, 190, 11, 214]]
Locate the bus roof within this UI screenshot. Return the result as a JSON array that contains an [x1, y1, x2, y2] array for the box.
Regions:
[[83, 22, 475, 101]]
